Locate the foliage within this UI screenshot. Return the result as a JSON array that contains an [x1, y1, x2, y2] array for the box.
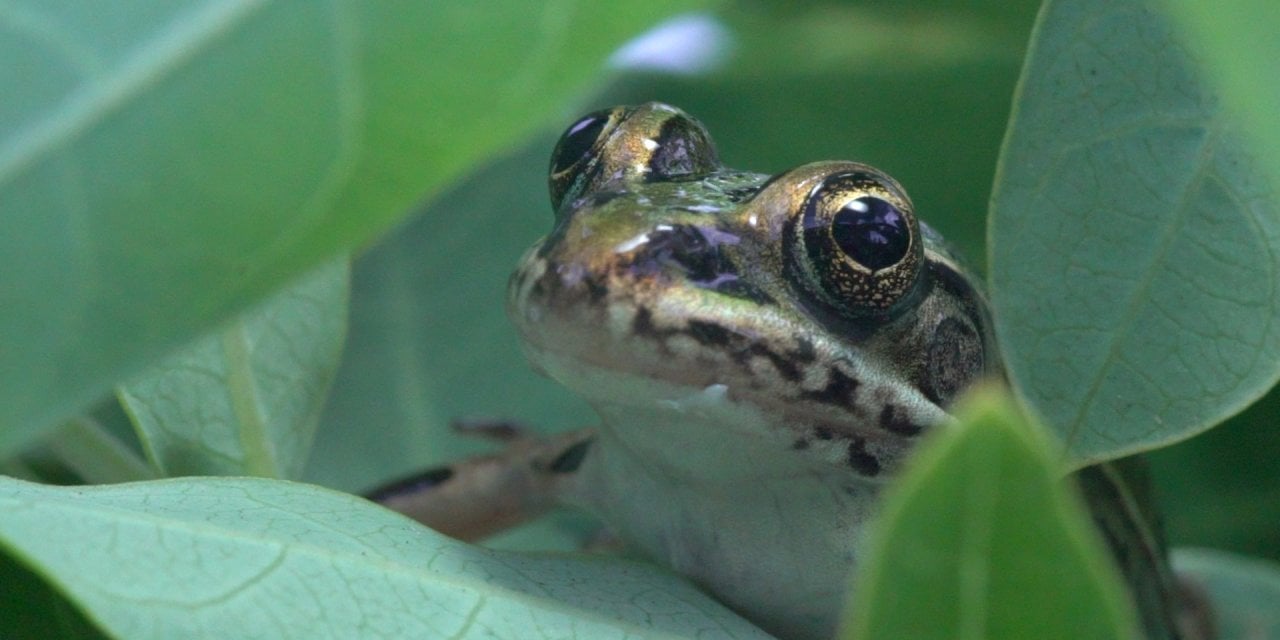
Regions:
[[1, 1, 1277, 638]]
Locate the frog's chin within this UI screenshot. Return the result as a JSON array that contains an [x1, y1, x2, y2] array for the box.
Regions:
[[519, 338, 949, 482]]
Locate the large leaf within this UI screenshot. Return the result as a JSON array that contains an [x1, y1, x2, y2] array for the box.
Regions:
[[118, 259, 348, 479], [0, 476, 772, 640], [841, 388, 1140, 640], [1173, 548, 1280, 640], [989, 0, 1280, 464], [0, 0, 700, 455], [1162, 1, 1280, 197]]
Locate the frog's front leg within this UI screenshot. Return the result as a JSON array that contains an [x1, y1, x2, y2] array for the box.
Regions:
[[364, 422, 594, 541]]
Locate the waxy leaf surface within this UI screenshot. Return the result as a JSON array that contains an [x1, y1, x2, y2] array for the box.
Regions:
[[0, 476, 772, 640], [989, 0, 1280, 463]]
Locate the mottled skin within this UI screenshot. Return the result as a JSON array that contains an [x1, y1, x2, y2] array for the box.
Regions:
[[372, 104, 1203, 640]]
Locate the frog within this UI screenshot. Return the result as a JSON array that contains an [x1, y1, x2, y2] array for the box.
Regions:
[[369, 103, 1208, 640]]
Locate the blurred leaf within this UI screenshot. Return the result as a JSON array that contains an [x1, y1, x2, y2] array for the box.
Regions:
[[0, 0, 701, 454], [1162, 0, 1280, 196], [118, 259, 348, 479], [0, 475, 772, 640], [989, 0, 1280, 464], [842, 388, 1140, 640], [1173, 548, 1280, 640]]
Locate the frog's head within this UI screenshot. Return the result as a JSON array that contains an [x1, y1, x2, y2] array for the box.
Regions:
[[508, 103, 998, 478]]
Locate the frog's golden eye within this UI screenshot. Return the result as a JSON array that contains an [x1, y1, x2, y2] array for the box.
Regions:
[[548, 108, 621, 212], [787, 170, 923, 317]]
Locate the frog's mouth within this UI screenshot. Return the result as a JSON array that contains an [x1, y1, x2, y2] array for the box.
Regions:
[[506, 232, 951, 479]]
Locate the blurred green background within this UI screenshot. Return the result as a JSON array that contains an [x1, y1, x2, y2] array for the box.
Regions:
[[300, 2, 1279, 560]]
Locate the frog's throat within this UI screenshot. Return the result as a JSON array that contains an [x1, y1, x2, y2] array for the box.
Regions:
[[518, 334, 951, 482]]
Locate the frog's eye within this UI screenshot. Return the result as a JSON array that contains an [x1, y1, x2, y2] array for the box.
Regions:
[[548, 103, 722, 215], [787, 170, 924, 317], [548, 108, 619, 212]]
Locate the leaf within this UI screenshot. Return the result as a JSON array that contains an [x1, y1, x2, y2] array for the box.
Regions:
[[0, 475, 773, 640], [118, 259, 349, 479], [988, 0, 1280, 464], [1162, 1, 1280, 200], [1173, 548, 1280, 640], [0, 0, 701, 455], [841, 388, 1140, 640]]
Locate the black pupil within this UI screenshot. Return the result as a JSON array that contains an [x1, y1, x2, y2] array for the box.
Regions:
[[831, 196, 909, 270], [551, 112, 608, 173]]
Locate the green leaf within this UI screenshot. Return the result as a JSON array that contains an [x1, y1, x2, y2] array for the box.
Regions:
[[0, 1, 700, 455], [118, 259, 349, 479], [0, 475, 772, 640], [989, 0, 1280, 464], [1161, 1, 1280, 199], [841, 388, 1140, 640], [1173, 548, 1280, 640]]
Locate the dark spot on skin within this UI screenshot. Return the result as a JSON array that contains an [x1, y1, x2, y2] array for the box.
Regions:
[[632, 306, 658, 338], [814, 427, 834, 441], [803, 367, 860, 406], [548, 439, 593, 474], [846, 438, 881, 477], [708, 278, 775, 305], [792, 438, 810, 450], [879, 404, 923, 437], [686, 319, 740, 348], [583, 274, 608, 303], [363, 467, 454, 502], [792, 338, 817, 364], [920, 316, 983, 406]]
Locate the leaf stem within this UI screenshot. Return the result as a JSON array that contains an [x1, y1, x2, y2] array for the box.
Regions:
[[46, 416, 156, 484]]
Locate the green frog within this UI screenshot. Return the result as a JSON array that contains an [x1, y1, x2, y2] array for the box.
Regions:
[[371, 103, 1206, 640]]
